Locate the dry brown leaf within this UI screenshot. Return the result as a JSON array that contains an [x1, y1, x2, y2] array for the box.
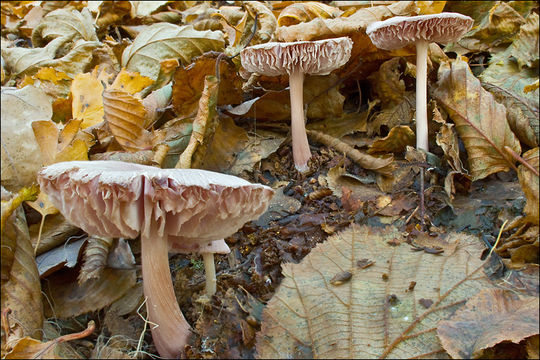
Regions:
[[43, 266, 136, 318], [172, 54, 243, 119], [243, 1, 277, 43], [368, 57, 407, 108], [29, 213, 80, 256], [77, 236, 113, 284], [1, 188, 44, 343], [482, 82, 539, 148], [433, 58, 521, 181], [199, 116, 249, 173], [368, 93, 415, 137], [228, 131, 285, 176], [307, 111, 368, 139], [368, 126, 415, 154], [326, 164, 383, 200], [32, 120, 90, 163], [277, 2, 343, 27], [121, 23, 225, 81], [71, 72, 105, 129], [256, 224, 496, 358], [176, 75, 219, 169], [526, 335, 539, 359], [437, 288, 539, 359], [102, 89, 153, 152], [517, 147, 539, 225], [436, 122, 465, 173]]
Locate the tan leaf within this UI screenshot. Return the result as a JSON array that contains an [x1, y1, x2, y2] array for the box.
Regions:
[[438, 288, 539, 359], [433, 58, 521, 181], [307, 111, 368, 139], [482, 82, 539, 148], [368, 93, 415, 137], [32, 120, 59, 166], [57, 120, 83, 153], [102, 89, 152, 152], [78, 236, 114, 284], [199, 116, 249, 173], [29, 213, 80, 256], [518, 147, 539, 225], [109, 68, 154, 95], [368, 57, 407, 108], [368, 125, 415, 154], [326, 164, 384, 200], [142, 83, 173, 128], [1, 188, 44, 343], [1, 86, 51, 191], [436, 122, 465, 172], [243, 1, 277, 43], [256, 224, 496, 358], [277, 2, 343, 27], [121, 23, 225, 81], [275, 1, 418, 42], [176, 75, 219, 169], [54, 139, 89, 162], [71, 72, 105, 129], [172, 54, 243, 119], [228, 131, 285, 176], [26, 191, 59, 218], [31, 8, 98, 47], [43, 267, 136, 318], [32, 67, 71, 84]]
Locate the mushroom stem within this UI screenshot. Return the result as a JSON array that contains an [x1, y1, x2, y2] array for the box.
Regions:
[[202, 252, 217, 296], [415, 39, 429, 152], [141, 233, 191, 358], [289, 68, 311, 173]]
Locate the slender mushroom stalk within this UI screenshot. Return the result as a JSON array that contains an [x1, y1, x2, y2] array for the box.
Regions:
[[141, 232, 190, 359], [415, 39, 429, 152], [240, 37, 353, 173], [201, 252, 216, 295], [289, 68, 311, 172]]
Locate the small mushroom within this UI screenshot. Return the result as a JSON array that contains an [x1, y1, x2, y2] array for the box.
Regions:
[[38, 160, 274, 358], [366, 13, 473, 152], [240, 37, 353, 173]]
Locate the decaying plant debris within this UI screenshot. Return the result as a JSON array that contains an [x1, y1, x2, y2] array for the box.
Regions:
[[1, 1, 538, 359]]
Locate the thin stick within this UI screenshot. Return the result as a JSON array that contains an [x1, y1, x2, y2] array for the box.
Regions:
[[504, 146, 539, 177]]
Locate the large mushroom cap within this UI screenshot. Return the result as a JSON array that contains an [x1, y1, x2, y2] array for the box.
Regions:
[[366, 13, 474, 51], [37, 161, 274, 251], [240, 37, 353, 76]]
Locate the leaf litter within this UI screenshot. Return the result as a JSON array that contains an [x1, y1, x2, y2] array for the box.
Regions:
[[1, 1, 538, 359]]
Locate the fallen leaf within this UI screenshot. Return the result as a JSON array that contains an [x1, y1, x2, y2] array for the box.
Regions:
[[368, 126, 415, 154], [29, 213, 81, 256], [102, 89, 153, 152], [482, 82, 539, 148], [368, 57, 407, 108], [36, 237, 86, 278], [228, 132, 285, 176], [32, 8, 98, 47], [517, 147, 539, 225], [243, 1, 277, 43], [256, 224, 496, 358], [71, 72, 105, 129], [1, 86, 51, 191], [121, 23, 225, 81], [172, 54, 243, 119], [437, 288, 539, 359], [109, 68, 154, 95], [307, 111, 368, 139], [433, 58, 521, 181], [368, 93, 415, 137], [277, 2, 343, 27], [176, 75, 219, 169], [1, 187, 44, 342], [506, 11, 539, 69]]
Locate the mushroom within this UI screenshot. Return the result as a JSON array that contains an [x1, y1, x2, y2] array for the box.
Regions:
[[37, 160, 274, 358], [240, 37, 353, 173], [366, 13, 473, 152]]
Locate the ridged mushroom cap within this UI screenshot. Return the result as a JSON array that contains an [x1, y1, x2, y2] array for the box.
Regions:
[[37, 161, 274, 252], [366, 13, 474, 51], [240, 37, 353, 76]]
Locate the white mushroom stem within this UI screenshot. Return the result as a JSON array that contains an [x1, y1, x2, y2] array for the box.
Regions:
[[202, 252, 217, 296], [141, 233, 191, 359], [415, 39, 429, 152], [289, 68, 311, 173]]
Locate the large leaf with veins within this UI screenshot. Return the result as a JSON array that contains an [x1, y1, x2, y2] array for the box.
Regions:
[[256, 224, 496, 359]]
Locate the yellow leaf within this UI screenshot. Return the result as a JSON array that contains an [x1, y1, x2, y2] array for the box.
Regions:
[[71, 72, 105, 129], [277, 2, 343, 27], [34, 67, 71, 84], [57, 120, 82, 153], [416, 1, 446, 15], [26, 191, 58, 218], [109, 68, 154, 95], [55, 139, 89, 162], [31, 120, 59, 165]]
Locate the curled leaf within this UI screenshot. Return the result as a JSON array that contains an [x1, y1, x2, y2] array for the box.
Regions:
[[277, 2, 343, 27]]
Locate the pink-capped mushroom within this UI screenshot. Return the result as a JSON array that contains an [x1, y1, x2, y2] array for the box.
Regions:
[[37, 160, 274, 358], [240, 37, 353, 173]]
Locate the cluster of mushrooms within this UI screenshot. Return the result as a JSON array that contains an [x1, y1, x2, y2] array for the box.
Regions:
[[37, 12, 473, 359]]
